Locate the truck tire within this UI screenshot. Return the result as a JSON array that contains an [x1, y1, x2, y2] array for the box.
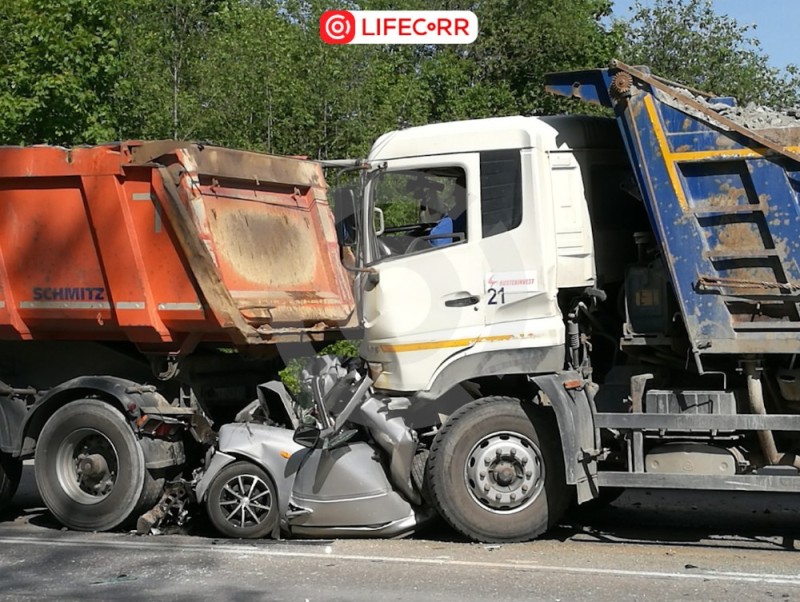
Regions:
[[426, 396, 568, 543], [0, 452, 22, 512], [205, 461, 278, 539], [34, 399, 161, 531]]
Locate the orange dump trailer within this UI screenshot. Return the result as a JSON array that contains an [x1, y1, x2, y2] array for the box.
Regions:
[[0, 141, 355, 532], [0, 141, 354, 347]]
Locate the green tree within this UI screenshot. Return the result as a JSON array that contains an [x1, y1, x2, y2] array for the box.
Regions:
[[618, 0, 800, 107], [0, 0, 656, 149], [186, 0, 431, 159], [0, 0, 124, 145], [469, 0, 621, 115], [114, 0, 224, 141], [419, 46, 516, 123], [181, 2, 291, 151]]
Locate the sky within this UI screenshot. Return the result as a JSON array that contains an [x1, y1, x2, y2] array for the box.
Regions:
[[611, 0, 798, 69]]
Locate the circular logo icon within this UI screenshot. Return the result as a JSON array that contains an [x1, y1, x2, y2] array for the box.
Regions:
[[320, 10, 356, 45]]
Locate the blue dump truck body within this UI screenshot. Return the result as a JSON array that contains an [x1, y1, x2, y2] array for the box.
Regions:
[[535, 62, 800, 497], [547, 61, 800, 357]]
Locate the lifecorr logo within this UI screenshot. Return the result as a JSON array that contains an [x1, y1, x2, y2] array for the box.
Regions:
[[320, 10, 478, 45], [319, 10, 357, 44]]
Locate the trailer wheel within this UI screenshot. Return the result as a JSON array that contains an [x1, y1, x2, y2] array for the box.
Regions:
[[0, 452, 22, 511], [205, 461, 278, 539], [426, 396, 568, 543], [35, 400, 160, 531]]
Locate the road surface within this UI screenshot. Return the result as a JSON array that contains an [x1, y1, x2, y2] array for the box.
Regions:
[[1, 464, 799, 601]]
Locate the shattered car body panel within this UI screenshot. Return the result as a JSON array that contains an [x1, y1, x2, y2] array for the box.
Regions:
[[288, 442, 422, 538]]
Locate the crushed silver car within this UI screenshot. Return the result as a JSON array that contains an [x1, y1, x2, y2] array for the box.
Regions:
[[194, 357, 433, 539]]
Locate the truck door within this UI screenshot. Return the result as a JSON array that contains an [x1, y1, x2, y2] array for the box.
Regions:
[[360, 154, 484, 393], [478, 149, 562, 341]]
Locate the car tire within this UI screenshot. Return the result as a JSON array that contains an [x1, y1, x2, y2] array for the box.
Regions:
[[205, 461, 278, 539]]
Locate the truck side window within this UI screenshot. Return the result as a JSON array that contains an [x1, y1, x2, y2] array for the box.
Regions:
[[480, 149, 522, 238], [371, 167, 467, 259]]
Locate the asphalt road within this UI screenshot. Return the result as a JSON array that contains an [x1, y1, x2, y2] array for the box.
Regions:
[[1, 464, 800, 601]]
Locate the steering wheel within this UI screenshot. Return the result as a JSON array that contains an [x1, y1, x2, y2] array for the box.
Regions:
[[384, 223, 430, 235], [405, 237, 433, 254]]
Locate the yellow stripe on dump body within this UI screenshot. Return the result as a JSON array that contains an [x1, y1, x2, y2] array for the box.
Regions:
[[643, 95, 689, 213], [671, 146, 800, 162]]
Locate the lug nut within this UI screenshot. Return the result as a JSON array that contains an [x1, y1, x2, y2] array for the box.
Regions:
[[526, 471, 532, 478], [510, 494, 516, 501], [521, 457, 528, 464], [522, 485, 528, 492], [484, 485, 490, 492], [510, 449, 516, 456], [495, 494, 501, 501], [479, 471, 486, 479]]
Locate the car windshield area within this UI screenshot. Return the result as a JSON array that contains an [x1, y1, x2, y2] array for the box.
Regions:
[[370, 167, 467, 260]]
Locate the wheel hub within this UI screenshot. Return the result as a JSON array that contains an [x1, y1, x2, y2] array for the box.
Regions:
[[218, 474, 272, 529], [465, 431, 544, 514], [493, 462, 516, 486], [56, 429, 119, 503], [78, 453, 108, 477]]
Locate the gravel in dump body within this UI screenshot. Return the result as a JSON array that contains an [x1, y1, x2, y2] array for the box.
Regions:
[[709, 100, 800, 129], [652, 84, 800, 146]]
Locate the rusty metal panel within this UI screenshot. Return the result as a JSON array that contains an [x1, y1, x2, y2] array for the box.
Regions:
[[547, 62, 800, 355], [144, 144, 354, 332], [0, 143, 198, 346]]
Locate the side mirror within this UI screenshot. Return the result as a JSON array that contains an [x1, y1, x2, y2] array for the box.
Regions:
[[293, 424, 321, 448], [373, 207, 384, 236]]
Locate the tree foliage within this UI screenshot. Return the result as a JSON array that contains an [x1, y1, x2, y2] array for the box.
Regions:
[[114, 0, 217, 141], [0, 0, 796, 150], [617, 0, 800, 107], [468, 0, 620, 114], [0, 0, 123, 145]]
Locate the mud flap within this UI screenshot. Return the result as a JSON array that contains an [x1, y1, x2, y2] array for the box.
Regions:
[[530, 373, 599, 503]]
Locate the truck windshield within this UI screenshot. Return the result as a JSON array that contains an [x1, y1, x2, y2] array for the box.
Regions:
[[368, 167, 466, 261]]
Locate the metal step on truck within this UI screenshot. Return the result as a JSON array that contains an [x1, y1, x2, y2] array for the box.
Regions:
[[192, 60, 800, 543]]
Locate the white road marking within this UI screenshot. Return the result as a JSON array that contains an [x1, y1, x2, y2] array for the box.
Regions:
[[0, 535, 799, 586]]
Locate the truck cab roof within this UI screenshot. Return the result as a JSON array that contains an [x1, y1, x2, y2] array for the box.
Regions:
[[367, 114, 622, 162]]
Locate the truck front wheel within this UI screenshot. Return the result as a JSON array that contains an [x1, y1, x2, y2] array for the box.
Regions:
[[426, 396, 568, 542], [34, 400, 162, 531]]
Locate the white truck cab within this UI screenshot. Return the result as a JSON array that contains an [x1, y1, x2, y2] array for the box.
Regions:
[[359, 115, 612, 396]]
